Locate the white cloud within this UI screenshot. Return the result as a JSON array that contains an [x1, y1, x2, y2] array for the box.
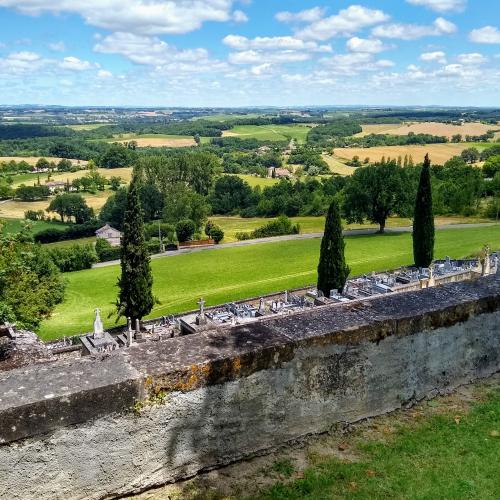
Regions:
[[97, 69, 112, 78], [420, 51, 447, 63], [250, 63, 273, 76], [223, 35, 331, 52], [0, 0, 238, 35], [406, 0, 467, 13], [275, 7, 326, 24], [59, 56, 95, 71], [0, 51, 46, 74], [469, 26, 500, 44], [94, 32, 210, 66], [320, 52, 394, 74], [229, 50, 311, 64], [373, 17, 456, 40], [232, 10, 248, 23], [296, 5, 390, 41], [346, 37, 388, 54], [48, 41, 66, 52], [456, 52, 487, 65]]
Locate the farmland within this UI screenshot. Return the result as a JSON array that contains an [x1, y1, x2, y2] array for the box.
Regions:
[[354, 121, 499, 139], [109, 134, 196, 147], [222, 124, 312, 143], [0, 156, 88, 166], [321, 153, 355, 175], [38, 225, 500, 340], [334, 142, 491, 165]]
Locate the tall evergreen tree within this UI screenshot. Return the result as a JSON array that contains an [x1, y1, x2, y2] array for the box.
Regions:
[[116, 167, 154, 324], [317, 199, 350, 296], [413, 153, 435, 268]]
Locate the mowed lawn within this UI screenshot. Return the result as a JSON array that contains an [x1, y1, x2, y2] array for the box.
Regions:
[[223, 125, 312, 143], [38, 225, 500, 340]]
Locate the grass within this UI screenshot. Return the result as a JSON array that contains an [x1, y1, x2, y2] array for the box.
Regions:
[[212, 215, 492, 243], [44, 236, 96, 248], [223, 125, 312, 143], [1, 217, 68, 235], [9, 167, 133, 188], [333, 142, 494, 166], [321, 154, 354, 176], [38, 225, 500, 340], [235, 174, 279, 188], [257, 387, 500, 500]]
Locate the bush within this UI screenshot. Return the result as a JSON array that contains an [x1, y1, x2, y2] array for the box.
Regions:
[[144, 222, 176, 243], [235, 216, 299, 240], [175, 219, 196, 243], [205, 220, 216, 237], [35, 221, 100, 244], [48, 244, 97, 272], [95, 238, 121, 262], [25, 210, 45, 221], [252, 215, 300, 238], [209, 225, 224, 244]]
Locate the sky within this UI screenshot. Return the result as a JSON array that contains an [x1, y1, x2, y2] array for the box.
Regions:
[[0, 0, 499, 107]]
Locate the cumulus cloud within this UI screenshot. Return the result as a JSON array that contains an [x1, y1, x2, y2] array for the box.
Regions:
[[223, 35, 331, 52], [59, 56, 97, 71], [275, 7, 326, 24], [229, 50, 311, 65], [373, 17, 456, 40], [320, 52, 394, 74], [232, 10, 248, 23], [456, 52, 487, 65], [346, 37, 388, 54], [0, 0, 238, 35], [97, 69, 113, 78], [469, 26, 500, 44], [419, 51, 447, 63], [0, 51, 46, 74], [406, 0, 467, 13], [94, 32, 210, 67], [296, 5, 390, 41]]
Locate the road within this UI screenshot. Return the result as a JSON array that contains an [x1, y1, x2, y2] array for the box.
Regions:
[[92, 222, 498, 269]]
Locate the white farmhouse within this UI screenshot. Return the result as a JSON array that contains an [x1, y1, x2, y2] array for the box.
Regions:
[[95, 224, 122, 247]]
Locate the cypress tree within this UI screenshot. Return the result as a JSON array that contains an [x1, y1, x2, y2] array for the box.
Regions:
[[116, 167, 154, 324], [317, 199, 350, 296], [413, 153, 435, 268]]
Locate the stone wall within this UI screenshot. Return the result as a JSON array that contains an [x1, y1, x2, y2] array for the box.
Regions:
[[1, 275, 499, 500]]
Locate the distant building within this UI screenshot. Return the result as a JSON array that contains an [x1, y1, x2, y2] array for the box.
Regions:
[[45, 181, 67, 193], [96, 224, 122, 247], [267, 167, 293, 179]]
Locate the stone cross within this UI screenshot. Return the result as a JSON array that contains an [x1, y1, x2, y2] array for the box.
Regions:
[[93, 308, 104, 339]]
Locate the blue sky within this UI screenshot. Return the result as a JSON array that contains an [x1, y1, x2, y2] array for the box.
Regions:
[[0, 0, 498, 106]]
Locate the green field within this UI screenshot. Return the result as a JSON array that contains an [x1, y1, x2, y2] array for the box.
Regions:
[[235, 174, 279, 188], [258, 386, 500, 500], [38, 225, 500, 340], [1, 217, 68, 235], [225, 125, 312, 143]]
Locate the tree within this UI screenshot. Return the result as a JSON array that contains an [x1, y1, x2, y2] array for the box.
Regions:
[[47, 193, 94, 223], [15, 184, 50, 201], [57, 159, 73, 172], [99, 144, 137, 168], [317, 199, 350, 296], [483, 155, 500, 178], [0, 225, 65, 329], [175, 219, 196, 243], [99, 187, 128, 229], [343, 161, 407, 233], [35, 157, 50, 170], [115, 168, 154, 324], [461, 147, 479, 164], [413, 154, 435, 268], [451, 133, 462, 143], [109, 176, 122, 191], [210, 175, 253, 214]]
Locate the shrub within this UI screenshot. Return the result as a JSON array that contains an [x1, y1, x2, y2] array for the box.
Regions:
[[48, 244, 97, 272], [209, 226, 224, 244], [95, 238, 121, 262], [175, 219, 196, 243], [205, 220, 216, 237], [252, 215, 300, 238], [25, 210, 45, 221], [144, 222, 176, 243], [35, 221, 100, 244]]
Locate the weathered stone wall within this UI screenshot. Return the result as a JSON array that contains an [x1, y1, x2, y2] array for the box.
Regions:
[[1, 276, 499, 500]]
